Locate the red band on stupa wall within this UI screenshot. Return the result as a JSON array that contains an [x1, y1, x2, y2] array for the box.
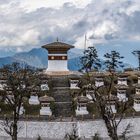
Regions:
[[48, 56, 67, 60]]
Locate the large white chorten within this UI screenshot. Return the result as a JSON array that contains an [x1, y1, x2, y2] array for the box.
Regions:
[[42, 41, 74, 73]]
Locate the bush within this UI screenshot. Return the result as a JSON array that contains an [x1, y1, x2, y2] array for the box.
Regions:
[[92, 133, 102, 140], [50, 102, 56, 115], [37, 135, 42, 140], [24, 104, 41, 115], [87, 103, 100, 116], [0, 102, 13, 115]]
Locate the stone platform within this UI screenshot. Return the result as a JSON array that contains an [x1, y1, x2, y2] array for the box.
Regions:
[[0, 118, 140, 140], [44, 71, 82, 76], [50, 77, 73, 117]]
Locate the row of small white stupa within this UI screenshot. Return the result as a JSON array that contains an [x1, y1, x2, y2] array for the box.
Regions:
[[133, 74, 140, 111], [4, 93, 54, 116], [0, 74, 140, 116], [0, 81, 51, 116], [16, 94, 54, 116], [72, 74, 140, 116]]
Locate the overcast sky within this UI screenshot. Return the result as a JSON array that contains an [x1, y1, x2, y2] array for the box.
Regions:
[[0, 0, 140, 55]]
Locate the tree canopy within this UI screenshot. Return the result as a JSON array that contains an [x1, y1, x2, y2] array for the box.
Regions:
[[104, 51, 124, 71], [80, 46, 101, 72]]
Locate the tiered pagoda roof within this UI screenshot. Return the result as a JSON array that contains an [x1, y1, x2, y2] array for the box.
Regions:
[[42, 41, 74, 49], [39, 95, 55, 103], [115, 84, 128, 90], [117, 73, 129, 77], [77, 96, 90, 103]]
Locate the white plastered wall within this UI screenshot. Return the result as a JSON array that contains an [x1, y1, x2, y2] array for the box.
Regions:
[[47, 60, 68, 71], [134, 103, 140, 112], [138, 77, 140, 84], [47, 54, 69, 71]]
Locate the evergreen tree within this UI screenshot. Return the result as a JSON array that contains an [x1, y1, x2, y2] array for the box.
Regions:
[[80, 46, 101, 72], [132, 50, 140, 70], [104, 51, 124, 71]]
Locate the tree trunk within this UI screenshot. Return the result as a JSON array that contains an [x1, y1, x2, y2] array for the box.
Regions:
[[12, 110, 18, 140], [101, 105, 119, 140], [105, 123, 119, 140], [12, 122, 18, 140], [111, 128, 119, 140], [111, 135, 119, 140]]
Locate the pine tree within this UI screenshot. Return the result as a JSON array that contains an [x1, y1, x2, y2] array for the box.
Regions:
[[104, 51, 124, 71], [80, 46, 101, 72], [132, 50, 140, 70]]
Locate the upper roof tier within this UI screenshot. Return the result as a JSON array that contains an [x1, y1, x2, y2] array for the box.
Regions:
[[42, 41, 74, 50], [117, 73, 129, 78]]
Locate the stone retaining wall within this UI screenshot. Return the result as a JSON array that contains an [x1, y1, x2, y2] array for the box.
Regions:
[[0, 117, 139, 139]]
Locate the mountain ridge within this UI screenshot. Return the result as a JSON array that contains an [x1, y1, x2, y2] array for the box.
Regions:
[[0, 48, 83, 70], [0, 47, 133, 71]]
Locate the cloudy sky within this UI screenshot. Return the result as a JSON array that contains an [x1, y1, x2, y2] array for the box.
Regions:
[[0, 0, 140, 66]]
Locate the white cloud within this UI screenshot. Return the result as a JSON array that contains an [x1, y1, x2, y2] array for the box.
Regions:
[[20, 0, 92, 12], [129, 35, 140, 41], [20, 29, 40, 45], [0, 0, 140, 52], [93, 21, 119, 39]]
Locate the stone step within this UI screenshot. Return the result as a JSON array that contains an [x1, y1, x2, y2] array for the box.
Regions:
[[54, 102, 73, 117], [53, 87, 70, 90], [49, 77, 74, 117], [50, 77, 70, 87], [52, 90, 72, 102]]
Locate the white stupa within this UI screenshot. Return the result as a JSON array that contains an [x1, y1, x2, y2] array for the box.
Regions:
[[133, 84, 140, 112], [76, 95, 89, 116], [39, 95, 55, 116], [115, 84, 128, 102], [104, 95, 118, 114], [41, 84, 49, 91], [42, 40, 74, 73], [94, 75, 104, 87], [117, 73, 128, 86], [138, 75, 140, 84], [92, 73, 105, 87], [86, 90, 95, 101], [0, 79, 6, 90], [19, 106, 25, 115], [29, 94, 40, 105], [70, 79, 80, 89]]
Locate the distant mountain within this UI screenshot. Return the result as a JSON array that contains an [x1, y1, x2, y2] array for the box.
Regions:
[[13, 48, 48, 68], [0, 48, 83, 70], [0, 57, 17, 67], [0, 47, 133, 71], [0, 40, 139, 70]]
